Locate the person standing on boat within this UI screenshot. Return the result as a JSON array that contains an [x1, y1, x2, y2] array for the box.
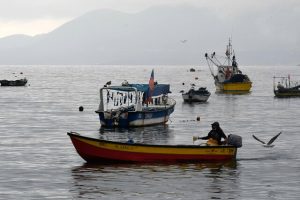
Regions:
[[277, 82, 284, 89], [197, 122, 227, 145], [232, 55, 238, 74]]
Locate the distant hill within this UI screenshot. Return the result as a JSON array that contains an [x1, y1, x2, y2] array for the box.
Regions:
[[0, 5, 299, 65]]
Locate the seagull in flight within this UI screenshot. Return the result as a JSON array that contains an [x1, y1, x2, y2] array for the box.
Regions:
[[252, 132, 282, 147]]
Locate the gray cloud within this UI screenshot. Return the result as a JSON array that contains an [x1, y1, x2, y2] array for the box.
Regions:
[[0, 0, 170, 20], [0, 0, 299, 20], [0, 0, 109, 20], [0, 3, 299, 65], [0, 0, 299, 65]]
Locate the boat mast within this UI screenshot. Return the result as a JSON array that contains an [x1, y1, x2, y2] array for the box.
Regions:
[[273, 76, 276, 91], [226, 38, 232, 66], [99, 88, 104, 111], [205, 53, 218, 77]]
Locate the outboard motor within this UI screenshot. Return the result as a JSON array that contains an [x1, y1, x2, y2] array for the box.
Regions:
[[227, 134, 242, 148]]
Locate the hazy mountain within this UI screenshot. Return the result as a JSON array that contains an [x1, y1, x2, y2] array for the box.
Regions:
[[0, 5, 299, 65]]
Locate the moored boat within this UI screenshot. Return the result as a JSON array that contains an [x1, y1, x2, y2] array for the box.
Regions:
[[182, 87, 210, 102], [0, 78, 28, 86], [205, 39, 252, 92], [273, 75, 300, 97], [95, 70, 176, 127], [67, 132, 238, 163]]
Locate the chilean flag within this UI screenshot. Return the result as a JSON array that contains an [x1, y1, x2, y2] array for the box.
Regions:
[[148, 69, 155, 103], [149, 69, 155, 90]]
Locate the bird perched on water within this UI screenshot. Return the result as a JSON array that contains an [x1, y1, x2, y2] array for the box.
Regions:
[[252, 132, 282, 147]]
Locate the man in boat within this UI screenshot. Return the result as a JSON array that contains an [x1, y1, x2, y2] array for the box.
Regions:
[[197, 122, 227, 145], [277, 82, 284, 89], [232, 55, 238, 74], [225, 67, 232, 80]]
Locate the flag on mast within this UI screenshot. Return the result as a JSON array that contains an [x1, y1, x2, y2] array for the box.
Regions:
[[149, 69, 155, 91], [147, 69, 155, 103]]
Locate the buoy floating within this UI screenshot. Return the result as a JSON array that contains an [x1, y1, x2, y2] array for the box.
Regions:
[[79, 106, 84, 112]]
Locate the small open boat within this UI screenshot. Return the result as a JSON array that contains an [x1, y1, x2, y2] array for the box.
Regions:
[[205, 39, 252, 92], [67, 132, 238, 163], [273, 75, 300, 97], [182, 87, 210, 102]]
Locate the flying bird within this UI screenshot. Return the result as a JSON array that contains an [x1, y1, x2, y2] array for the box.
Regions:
[[106, 81, 112, 85], [181, 40, 187, 43], [252, 132, 282, 147]]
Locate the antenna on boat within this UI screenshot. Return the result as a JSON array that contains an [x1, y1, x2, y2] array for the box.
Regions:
[[226, 38, 233, 66]]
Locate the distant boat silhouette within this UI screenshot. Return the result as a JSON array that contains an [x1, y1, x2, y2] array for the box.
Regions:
[[252, 132, 282, 147], [0, 78, 28, 86]]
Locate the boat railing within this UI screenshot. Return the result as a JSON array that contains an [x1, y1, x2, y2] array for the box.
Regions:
[[273, 76, 300, 90], [145, 96, 176, 108], [166, 97, 176, 106], [98, 86, 139, 112], [97, 85, 176, 112], [106, 105, 135, 113]]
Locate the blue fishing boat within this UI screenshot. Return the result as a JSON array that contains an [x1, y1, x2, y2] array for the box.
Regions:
[[95, 70, 176, 127]]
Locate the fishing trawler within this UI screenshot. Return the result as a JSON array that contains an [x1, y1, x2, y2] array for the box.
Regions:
[[205, 39, 252, 92], [95, 70, 176, 127], [273, 75, 300, 97]]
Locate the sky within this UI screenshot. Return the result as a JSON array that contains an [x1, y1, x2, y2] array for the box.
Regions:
[[1, 0, 299, 38]]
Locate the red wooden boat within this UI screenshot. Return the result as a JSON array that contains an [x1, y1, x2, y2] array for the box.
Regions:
[[68, 132, 238, 163]]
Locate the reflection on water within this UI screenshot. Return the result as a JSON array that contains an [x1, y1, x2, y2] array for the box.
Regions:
[[72, 160, 238, 171], [182, 101, 210, 105], [70, 160, 239, 199], [98, 124, 174, 144], [215, 90, 252, 95]]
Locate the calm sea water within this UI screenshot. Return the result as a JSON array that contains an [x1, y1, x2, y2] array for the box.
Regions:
[[0, 65, 299, 199]]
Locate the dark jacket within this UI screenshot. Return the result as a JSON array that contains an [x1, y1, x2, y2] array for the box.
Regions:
[[200, 128, 227, 145]]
